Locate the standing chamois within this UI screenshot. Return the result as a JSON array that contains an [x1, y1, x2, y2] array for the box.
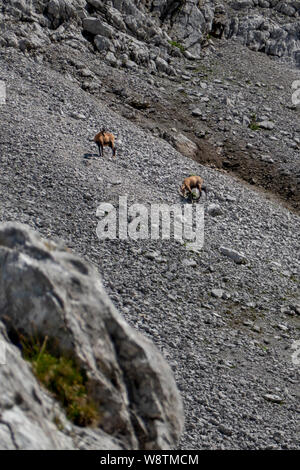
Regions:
[[94, 128, 116, 158]]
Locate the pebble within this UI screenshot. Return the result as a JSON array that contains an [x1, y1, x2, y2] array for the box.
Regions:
[[208, 204, 223, 216], [263, 394, 284, 404], [211, 289, 224, 299], [258, 121, 275, 130]]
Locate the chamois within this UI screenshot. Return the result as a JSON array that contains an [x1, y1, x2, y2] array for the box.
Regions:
[[180, 175, 207, 199], [94, 128, 116, 158]]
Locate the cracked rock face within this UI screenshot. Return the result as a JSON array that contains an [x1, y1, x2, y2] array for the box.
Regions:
[[1, 0, 300, 69], [0, 222, 184, 450], [0, 318, 123, 450], [0, 322, 75, 450]]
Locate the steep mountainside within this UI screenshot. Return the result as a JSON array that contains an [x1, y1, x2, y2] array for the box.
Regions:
[[0, 0, 299, 450], [1, 0, 300, 65]]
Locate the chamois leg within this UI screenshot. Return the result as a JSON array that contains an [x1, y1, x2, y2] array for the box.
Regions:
[[180, 184, 187, 197], [186, 184, 192, 195], [97, 142, 103, 157], [109, 142, 116, 158]]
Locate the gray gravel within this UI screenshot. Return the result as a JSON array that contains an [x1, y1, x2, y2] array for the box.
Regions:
[[0, 41, 299, 449]]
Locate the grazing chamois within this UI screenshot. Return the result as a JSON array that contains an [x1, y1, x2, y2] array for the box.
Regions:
[[94, 128, 116, 158], [180, 175, 207, 199]]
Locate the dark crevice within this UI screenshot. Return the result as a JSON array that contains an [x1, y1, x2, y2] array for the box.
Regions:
[[160, 0, 185, 24], [0, 420, 19, 449], [81, 29, 96, 46], [85, 3, 98, 16]]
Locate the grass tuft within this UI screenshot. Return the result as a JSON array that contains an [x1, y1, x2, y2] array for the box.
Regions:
[[20, 334, 100, 427], [249, 113, 260, 131], [168, 40, 185, 52]]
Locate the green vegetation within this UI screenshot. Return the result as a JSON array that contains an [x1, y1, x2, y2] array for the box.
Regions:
[[249, 113, 260, 131], [53, 415, 64, 431], [21, 334, 100, 427], [168, 40, 185, 53]]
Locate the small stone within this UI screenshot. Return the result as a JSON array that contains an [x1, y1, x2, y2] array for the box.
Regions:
[[156, 57, 170, 74], [124, 60, 137, 69], [281, 306, 292, 315], [261, 154, 274, 163], [220, 246, 247, 264], [277, 324, 289, 331], [291, 303, 300, 315], [208, 204, 223, 216], [252, 325, 261, 333], [182, 258, 197, 268], [191, 108, 202, 117], [218, 424, 232, 436], [105, 52, 118, 67], [94, 35, 112, 52], [184, 51, 197, 60], [211, 289, 224, 299], [258, 120, 275, 130], [263, 394, 284, 404], [225, 195, 236, 202], [80, 68, 93, 78], [222, 292, 231, 300], [69, 112, 86, 120], [144, 251, 160, 260]]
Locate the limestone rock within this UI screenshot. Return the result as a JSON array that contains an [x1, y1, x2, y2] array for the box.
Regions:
[[172, 133, 198, 159], [83, 18, 114, 38], [219, 246, 247, 264], [94, 35, 113, 52], [208, 204, 223, 216], [0, 222, 184, 450], [258, 120, 275, 130]]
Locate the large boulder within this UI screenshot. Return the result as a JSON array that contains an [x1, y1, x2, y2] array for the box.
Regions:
[[83, 17, 114, 37], [171, 133, 199, 160], [0, 222, 184, 450]]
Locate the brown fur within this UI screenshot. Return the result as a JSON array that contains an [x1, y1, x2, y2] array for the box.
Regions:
[[180, 175, 204, 197], [94, 128, 116, 158]]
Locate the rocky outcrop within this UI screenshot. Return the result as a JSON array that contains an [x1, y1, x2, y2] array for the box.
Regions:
[[169, 132, 199, 160], [0, 222, 184, 450], [224, 3, 300, 65], [1, 0, 299, 71], [0, 322, 75, 450]]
